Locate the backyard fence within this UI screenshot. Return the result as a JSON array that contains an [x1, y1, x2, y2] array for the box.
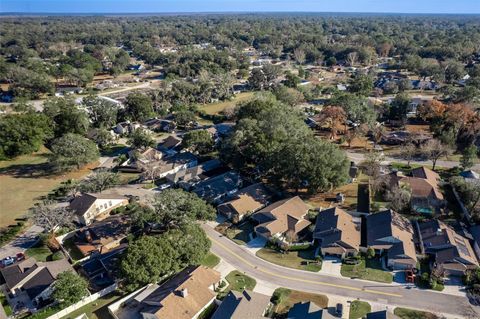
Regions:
[[45, 283, 117, 319]]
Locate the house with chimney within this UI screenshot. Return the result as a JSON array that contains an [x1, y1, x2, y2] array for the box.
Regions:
[[313, 207, 361, 258], [419, 220, 478, 276], [217, 183, 272, 223], [252, 196, 311, 243], [72, 215, 130, 257], [111, 266, 220, 319]]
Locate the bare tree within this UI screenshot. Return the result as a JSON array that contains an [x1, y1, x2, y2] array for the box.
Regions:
[[30, 201, 74, 233], [360, 151, 385, 178], [401, 143, 418, 168], [347, 51, 358, 66], [423, 139, 452, 171], [78, 169, 119, 193], [386, 184, 411, 212], [293, 48, 306, 65]]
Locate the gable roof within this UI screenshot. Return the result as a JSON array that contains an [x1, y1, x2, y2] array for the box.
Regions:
[[70, 193, 127, 216], [396, 166, 443, 202], [366, 210, 417, 263], [287, 301, 334, 319], [141, 266, 220, 319], [366, 310, 400, 319], [253, 196, 311, 237], [313, 207, 360, 251], [159, 135, 182, 150], [217, 183, 272, 217], [211, 290, 271, 319], [420, 220, 478, 267], [0, 258, 73, 298]]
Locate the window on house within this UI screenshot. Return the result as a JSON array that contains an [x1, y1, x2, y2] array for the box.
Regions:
[[109, 201, 112, 206]]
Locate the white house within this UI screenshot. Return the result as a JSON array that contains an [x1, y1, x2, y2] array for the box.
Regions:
[[70, 193, 129, 226]]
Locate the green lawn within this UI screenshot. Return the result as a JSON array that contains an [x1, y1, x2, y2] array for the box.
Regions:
[[26, 244, 52, 262], [199, 92, 254, 115], [0, 293, 13, 316], [200, 253, 220, 268], [62, 237, 86, 261], [225, 270, 256, 291], [271, 288, 328, 315], [224, 222, 255, 245], [394, 307, 439, 319], [341, 258, 393, 283], [256, 247, 322, 272], [349, 301, 371, 319], [60, 293, 122, 319], [218, 270, 257, 299]]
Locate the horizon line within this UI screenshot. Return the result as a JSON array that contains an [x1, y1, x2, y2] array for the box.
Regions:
[[1, 11, 480, 16]]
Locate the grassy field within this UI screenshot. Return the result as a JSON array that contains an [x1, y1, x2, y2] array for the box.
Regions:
[[60, 293, 122, 319], [394, 307, 439, 319], [256, 247, 322, 272], [200, 253, 220, 268], [199, 92, 254, 115], [341, 258, 393, 283], [0, 147, 96, 228], [272, 287, 328, 315], [349, 301, 371, 319]]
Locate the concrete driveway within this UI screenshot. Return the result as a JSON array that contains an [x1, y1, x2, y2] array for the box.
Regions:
[[245, 236, 267, 254], [319, 257, 343, 277], [0, 225, 44, 260]]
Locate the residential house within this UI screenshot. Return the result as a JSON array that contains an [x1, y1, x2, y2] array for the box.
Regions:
[[419, 220, 478, 276], [158, 135, 182, 152], [252, 196, 311, 242], [144, 118, 176, 133], [217, 183, 272, 223], [165, 159, 223, 188], [119, 148, 198, 179], [410, 80, 439, 91], [72, 215, 130, 257], [0, 258, 73, 309], [366, 210, 417, 269], [460, 170, 480, 185], [366, 310, 399, 319], [192, 171, 242, 204], [389, 167, 445, 215], [287, 301, 334, 319], [70, 193, 129, 226], [211, 290, 271, 319], [313, 207, 361, 258], [469, 224, 480, 261], [115, 266, 220, 319], [79, 245, 126, 290], [114, 121, 142, 135]]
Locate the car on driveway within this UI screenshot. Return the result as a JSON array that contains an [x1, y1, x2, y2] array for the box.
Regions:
[[1, 256, 15, 268], [335, 303, 343, 317]]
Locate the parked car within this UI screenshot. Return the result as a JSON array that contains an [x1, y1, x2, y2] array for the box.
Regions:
[[16, 252, 25, 262], [335, 303, 343, 317], [1, 256, 15, 268]]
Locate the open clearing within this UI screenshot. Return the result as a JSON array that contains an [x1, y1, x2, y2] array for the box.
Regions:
[[199, 92, 254, 115], [0, 147, 96, 228]]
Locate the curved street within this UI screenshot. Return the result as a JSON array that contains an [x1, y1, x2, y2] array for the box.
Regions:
[[202, 224, 480, 319]]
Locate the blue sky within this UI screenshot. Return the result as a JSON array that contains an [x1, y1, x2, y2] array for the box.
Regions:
[[1, 0, 480, 14]]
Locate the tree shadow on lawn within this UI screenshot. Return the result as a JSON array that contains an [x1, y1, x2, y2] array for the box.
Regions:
[[0, 161, 57, 178]]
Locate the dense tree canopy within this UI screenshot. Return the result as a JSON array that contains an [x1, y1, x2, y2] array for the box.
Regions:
[[222, 94, 349, 192], [53, 271, 89, 306], [50, 133, 99, 170], [0, 112, 53, 159]]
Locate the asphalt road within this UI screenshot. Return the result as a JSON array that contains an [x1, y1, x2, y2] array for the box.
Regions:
[[346, 151, 480, 171], [202, 224, 480, 319]]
